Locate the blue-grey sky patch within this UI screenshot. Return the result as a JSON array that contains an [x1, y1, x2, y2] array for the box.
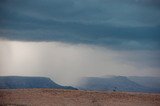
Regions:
[[0, 0, 160, 50]]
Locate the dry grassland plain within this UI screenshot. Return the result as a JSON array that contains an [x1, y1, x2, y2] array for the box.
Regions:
[[0, 89, 160, 106]]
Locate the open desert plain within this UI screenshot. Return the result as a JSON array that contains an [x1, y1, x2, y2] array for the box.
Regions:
[[0, 89, 160, 106]]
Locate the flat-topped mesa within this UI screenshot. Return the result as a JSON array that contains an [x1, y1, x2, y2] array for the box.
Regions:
[[0, 76, 77, 90]]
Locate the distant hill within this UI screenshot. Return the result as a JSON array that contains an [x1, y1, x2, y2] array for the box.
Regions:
[[76, 76, 160, 93], [0, 76, 77, 90]]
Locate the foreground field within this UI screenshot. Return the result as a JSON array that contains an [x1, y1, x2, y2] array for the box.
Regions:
[[0, 89, 160, 106]]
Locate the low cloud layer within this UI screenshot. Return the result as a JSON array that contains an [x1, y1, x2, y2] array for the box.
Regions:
[[0, 0, 160, 50]]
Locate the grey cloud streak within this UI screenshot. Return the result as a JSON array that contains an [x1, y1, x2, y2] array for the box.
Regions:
[[0, 0, 160, 50]]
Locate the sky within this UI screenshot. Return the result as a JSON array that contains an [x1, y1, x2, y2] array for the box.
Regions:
[[0, 0, 160, 85]]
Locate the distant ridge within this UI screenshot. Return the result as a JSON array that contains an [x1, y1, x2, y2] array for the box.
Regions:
[[0, 76, 77, 90], [76, 76, 160, 93]]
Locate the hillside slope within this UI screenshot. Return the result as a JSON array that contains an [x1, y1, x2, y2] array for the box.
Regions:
[[128, 76, 160, 89]]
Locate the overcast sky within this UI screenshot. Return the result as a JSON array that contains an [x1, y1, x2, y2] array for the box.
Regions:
[[0, 0, 160, 85]]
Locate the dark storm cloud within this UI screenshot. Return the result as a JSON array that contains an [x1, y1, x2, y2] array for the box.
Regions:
[[0, 0, 160, 50]]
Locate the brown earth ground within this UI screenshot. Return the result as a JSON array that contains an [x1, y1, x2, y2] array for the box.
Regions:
[[0, 89, 160, 106]]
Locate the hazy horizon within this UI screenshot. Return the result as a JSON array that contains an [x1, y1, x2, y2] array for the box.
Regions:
[[0, 40, 159, 85]]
